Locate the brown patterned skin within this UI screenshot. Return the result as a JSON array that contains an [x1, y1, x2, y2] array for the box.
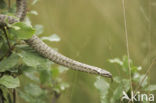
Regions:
[[26, 35, 112, 78], [0, 0, 112, 78], [16, 0, 27, 21]]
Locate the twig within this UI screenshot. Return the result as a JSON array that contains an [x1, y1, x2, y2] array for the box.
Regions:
[[135, 59, 155, 93], [51, 91, 60, 103], [0, 89, 5, 103], [13, 89, 16, 103], [2, 27, 11, 51], [0, 42, 17, 61], [122, 0, 133, 102], [8, 0, 11, 9]]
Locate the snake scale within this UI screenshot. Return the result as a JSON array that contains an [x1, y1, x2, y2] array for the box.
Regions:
[[0, 0, 112, 78]]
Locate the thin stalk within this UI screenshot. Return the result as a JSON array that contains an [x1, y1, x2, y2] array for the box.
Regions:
[[121, 0, 133, 102], [2, 27, 11, 51], [13, 89, 16, 103]]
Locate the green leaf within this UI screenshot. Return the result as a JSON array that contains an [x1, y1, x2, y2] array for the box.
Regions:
[[0, 53, 20, 72], [109, 58, 123, 65], [17, 48, 51, 69], [0, 86, 10, 102], [58, 66, 69, 73], [24, 17, 32, 27], [131, 65, 138, 73], [60, 82, 69, 91], [53, 81, 69, 94], [18, 90, 33, 102], [94, 76, 110, 103], [24, 84, 43, 97], [0, 40, 9, 58], [24, 70, 39, 82], [32, 0, 39, 5], [18, 51, 40, 67], [121, 79, 130, 92], [41, 34, 61, 42], [133, 72, 141, 82], [139, 74, 148, 87], [122, 56, 129, 73], [146, 85, 156, 91], [18, 83, 48, 103], [51, 67, 59, 78], [0, 36, 3, 48], [113, 76, 121, 83], [35, 24, 44, 35], [110, 85, 123, 103], [9, 22, 35, 39], [18, 89, 47, 103], [0, 76, 20, 88], [0, 0, 7, 9], [39, 69, 52, 84], [29, 10, 38, 15]]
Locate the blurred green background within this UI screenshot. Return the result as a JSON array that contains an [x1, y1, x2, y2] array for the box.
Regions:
[[29, 0, 156, 103]]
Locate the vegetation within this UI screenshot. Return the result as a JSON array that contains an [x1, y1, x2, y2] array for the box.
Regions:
[[0, 0, 156, 103], [0, 0, 69, 102], [94, 56, 156, 103]]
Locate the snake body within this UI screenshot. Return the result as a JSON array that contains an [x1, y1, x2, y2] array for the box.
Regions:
[[0, 0, 112, 78]]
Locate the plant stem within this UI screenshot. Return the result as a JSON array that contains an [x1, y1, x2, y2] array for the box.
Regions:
[[13, 89, 16, 103], [2, 27, 11, 51], [8, 0, 11, 9], [121, 0, 133, 102]]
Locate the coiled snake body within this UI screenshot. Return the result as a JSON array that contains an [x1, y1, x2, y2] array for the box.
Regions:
[[0, 0, 112, 78]]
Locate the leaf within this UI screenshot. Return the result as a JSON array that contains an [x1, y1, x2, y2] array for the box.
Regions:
[[146, 85, 156, 91], [0, 86, 10, 102], [113, 76, 121, 83], [9, 22, 35, 39], [53, 81, 69, 94], [110, 85, 123, 103], [18, 89, 47, 103], [121, 79, 130, 92], [60, 82, 69, 91], [0, 37, 4, 49], [24, 70, 39, 82], [51, 67, 59, 78], [24, 84, 43, 97], [35, 24, 44, 35], [94, 76, 110, 92], [0, 53, 20, 72], [58, 66, 69, 73], [122, 56, 129, 73], [109, 58, 123, 65], [139, 74, 148, 87], [41, 34, 61, 42], [39, 69, 52, 84], [18, 90, 33, 102], [17, 48, 51, 69], [0, 41, 8, 58], [29, 10, 38, 15], [18, 51, 40, 67], [17, 46, 52, 82], [18, 83, 48, 103], [137, 66, 142, 71], [32, 0, 39, 5], [133, 72, 141, 82], [131, 65, 138, 73], [0, 0, 7, 9], [94, 76, 110, 103], [24, 17, 32, 27], [0, 76, 20, 88]]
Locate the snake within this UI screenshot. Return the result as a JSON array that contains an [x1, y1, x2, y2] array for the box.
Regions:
[[0, 0, 112, 78]]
